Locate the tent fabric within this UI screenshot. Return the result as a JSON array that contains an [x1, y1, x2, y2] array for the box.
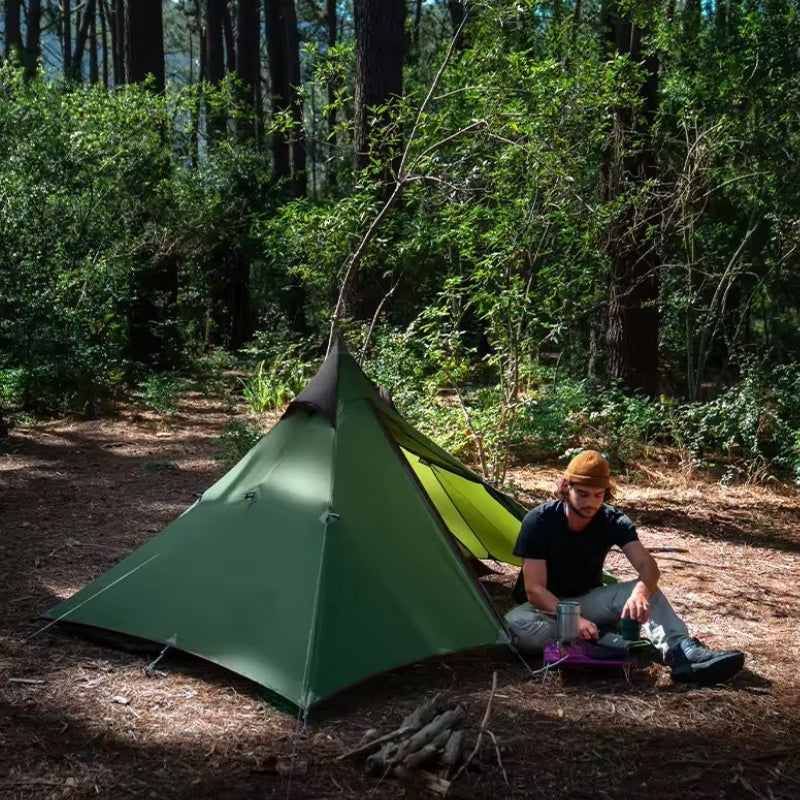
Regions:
[[45, 335, 526, 710]]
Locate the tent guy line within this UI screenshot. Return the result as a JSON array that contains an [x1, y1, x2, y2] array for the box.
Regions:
[[29, 553, 162, 642]]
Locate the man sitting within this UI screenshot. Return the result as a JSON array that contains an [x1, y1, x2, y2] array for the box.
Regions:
[[505, 450, 745, 684]]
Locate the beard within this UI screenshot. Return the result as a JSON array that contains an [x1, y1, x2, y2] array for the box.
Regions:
[[566, 499, 601, 520]]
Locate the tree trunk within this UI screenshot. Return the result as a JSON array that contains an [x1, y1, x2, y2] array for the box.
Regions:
[[601, 5, 660, 397], [447, 1, 465, 36], [61, 0, 72, 75], [265, 0, 305, 193], [222, 0, 236, 75], [125, 0, 164, 90], [24, 0, 42, 78], [284, 0, 305, 196], [89, 2, 99, 83], [325, 0, 340, 190], [265, 0, 306, 333], [349, 0, 405, 320], [99, 0, 109, 86], [104, 0, 124, 86], [353, 0, 405, 181], [128, 253, 180, 369], [205, 0, 226, 85], [70, 0, 97, 80], [4, 0, 22, 60], [205, 0, 227, 135], [235, 0, 262, 144]]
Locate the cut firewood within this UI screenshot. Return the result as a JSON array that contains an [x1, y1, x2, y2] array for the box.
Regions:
[[441, 729, 464, 777], [420, 771, 451, 796], [402, 729, 452, 770], [392, 706, 465, 763], [365, 741, 399, 775], [400, 691, 447, 729], [337, 692, 446, 762], [338, 724, 412, 762]]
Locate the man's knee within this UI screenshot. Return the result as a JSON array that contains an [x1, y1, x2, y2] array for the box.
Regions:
[[504, 604, 556, 654]]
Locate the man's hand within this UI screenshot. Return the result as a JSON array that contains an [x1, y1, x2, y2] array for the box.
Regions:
[[578, 616, 598, 640], [622, 587, 651, 623]]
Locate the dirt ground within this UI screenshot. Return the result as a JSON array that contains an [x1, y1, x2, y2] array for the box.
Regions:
[[1, 395, 799, 799]]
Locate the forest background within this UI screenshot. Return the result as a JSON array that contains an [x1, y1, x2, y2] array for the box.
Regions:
[[2, 0, 800, 488]]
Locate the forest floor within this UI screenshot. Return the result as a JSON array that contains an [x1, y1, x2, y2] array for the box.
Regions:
[[1, 394, 799, 799]]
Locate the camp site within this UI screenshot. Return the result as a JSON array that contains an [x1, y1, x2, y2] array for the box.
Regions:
[[2, 1, 800, 798]]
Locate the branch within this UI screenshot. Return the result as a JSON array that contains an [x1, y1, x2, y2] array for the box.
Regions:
[[446, 671, 497, 793]]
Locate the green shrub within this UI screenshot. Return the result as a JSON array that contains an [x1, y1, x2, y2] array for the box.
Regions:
[[239, 345, 314, 414], [135, 374, 190, 416]]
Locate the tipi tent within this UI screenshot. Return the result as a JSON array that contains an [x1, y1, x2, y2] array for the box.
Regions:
[[45, 336, 527, 711]]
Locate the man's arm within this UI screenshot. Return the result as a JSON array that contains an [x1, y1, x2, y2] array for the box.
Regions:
[[522, 558, 558, 612], [620, 541, 661, 622], [522, 559, 599, 640]]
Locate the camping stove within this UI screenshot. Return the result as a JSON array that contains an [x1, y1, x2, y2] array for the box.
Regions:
[[542, 640, 632, 681]]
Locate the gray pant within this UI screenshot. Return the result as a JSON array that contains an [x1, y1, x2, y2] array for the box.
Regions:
[[505, 579, 689, 657]]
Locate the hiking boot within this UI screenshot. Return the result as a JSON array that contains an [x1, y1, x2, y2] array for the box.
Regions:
[[667, 637, 744, 685]]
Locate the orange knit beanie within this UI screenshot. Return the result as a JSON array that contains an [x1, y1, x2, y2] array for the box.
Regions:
[[564, 450, 611, 488]]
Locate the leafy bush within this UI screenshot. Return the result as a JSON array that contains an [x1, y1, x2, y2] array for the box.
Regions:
[[135, 374, 190, 416], [670, 363, 800, 481], [238, 342, 315, 414]]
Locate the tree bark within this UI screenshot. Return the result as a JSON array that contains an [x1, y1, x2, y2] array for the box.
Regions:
[[235, 0, 262, 144], [103, 0, 124, 86], [99, 0, 109, 86], [265, 0, 305, 194], [24, 0, 42, 78], [222, 0, 236, 75], [128, 253, 180, 369], [349, 0, 405, 320], [4, 0, 23, 61], [325, 0, 340, 190], [353, 0, 405, 181], [264, 0, 307, 332], [89, 2, 99, 83], [61, 0, 72, 76], [205, 0, 226, 85], [125, 0, 164, 90], [70, 0, 97, 80], [448, 1, 465, 36], [601, 5, 660, 397]]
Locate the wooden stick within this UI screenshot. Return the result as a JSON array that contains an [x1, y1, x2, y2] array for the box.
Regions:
[[485, 729, 508, 786], [7, 677, 46, 685], [446, 672, 497, 793], [391, 706, 465, 764], [402, 730, 451, 770], [442, 729, 464, 778], [336, 724, 415, 762], [400, 691, 446, 729]]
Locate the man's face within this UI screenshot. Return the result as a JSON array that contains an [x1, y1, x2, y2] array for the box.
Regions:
[[566, 484, 606, 520]]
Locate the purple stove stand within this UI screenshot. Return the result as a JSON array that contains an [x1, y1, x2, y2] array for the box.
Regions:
[[542, 641, 632, 682]]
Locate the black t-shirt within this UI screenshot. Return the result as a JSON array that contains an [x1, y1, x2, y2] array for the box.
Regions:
[[511, 500, 638, 602]]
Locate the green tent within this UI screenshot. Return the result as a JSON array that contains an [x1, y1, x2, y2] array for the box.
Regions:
[[45, 337, 527, 710]]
